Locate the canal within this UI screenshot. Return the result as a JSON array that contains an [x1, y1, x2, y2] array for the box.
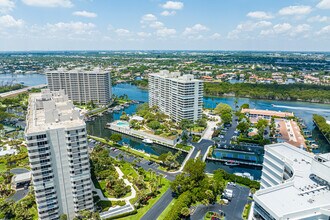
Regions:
[[4, 74, 330, 180]]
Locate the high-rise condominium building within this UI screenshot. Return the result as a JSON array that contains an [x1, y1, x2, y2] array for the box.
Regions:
[[149, 70, 203, 122], [25, 89, 94, 220], [253, 143, 330, 220], [47, 68, 112, 105]]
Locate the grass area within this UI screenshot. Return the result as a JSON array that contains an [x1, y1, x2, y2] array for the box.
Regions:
[[120, 162, 138, 179], [242, 203, 252, 220], [28, 205, 38, 220], [157, 198, 177, 220], [119, 177, 171, 220], [175, 143, 192, 151], [0, 163, 7, 173]]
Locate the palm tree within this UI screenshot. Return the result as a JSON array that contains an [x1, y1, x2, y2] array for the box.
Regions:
[[180, 207, 190, 218], [148, 168, 153, 179]]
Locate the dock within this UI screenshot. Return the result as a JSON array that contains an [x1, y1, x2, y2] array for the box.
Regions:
[[206, 157, 263, 167]]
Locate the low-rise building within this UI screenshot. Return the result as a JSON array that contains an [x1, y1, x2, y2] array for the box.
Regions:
[[253, 143, 330, 220]]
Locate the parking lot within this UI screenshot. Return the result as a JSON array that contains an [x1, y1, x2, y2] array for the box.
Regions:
[[191, 184, 250, 220]]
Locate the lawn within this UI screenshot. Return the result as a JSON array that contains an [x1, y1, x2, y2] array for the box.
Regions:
[[157, 198, 177, 220], [242, 203, 252, 220], [120, 162, 138, 179], [118, 177, 171, 220], [0, 163, 7, 173]]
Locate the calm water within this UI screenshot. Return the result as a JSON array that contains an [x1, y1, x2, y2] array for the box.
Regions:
[[0, 73, 46, 86], [5, 74, 330, 179]]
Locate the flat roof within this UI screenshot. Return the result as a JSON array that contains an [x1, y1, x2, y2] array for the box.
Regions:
[[150, 70, 203, 83], [254, 143, 330, 219], [13, 172, 31, 183], [47, 67, 109, 74], [241, 108, 294, 118], [26, 89, 85, 134]]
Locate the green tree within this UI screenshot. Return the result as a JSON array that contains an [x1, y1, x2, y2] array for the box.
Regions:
[[237, 121, 250, 134], [214, 103, 232, 115], [110, 133, 122, 142], [60, 214, 68, 220], [180, 207, 190, 217], [148, 120, 161, 130], [221, 113, 232, 125], [183, 159, 206, 182]]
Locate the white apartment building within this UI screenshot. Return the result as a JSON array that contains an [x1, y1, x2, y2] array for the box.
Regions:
[[149, 70, 203, 122], [253, 143, 330, 220], [47, 68, 112, 105], [25, 89, 94, 220]]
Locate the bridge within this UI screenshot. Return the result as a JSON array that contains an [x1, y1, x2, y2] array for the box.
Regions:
[[0, 84, 47, 98]]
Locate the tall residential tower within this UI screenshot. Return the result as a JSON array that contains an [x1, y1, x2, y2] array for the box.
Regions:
[[25, 89, 93, 220], [149, 70, 203, 122], [47, 68, 112, 105]]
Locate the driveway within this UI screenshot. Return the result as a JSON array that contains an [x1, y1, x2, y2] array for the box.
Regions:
[[191, 185, 250, 220]]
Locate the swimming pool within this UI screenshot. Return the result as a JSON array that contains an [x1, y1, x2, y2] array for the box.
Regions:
[[116, 121, 129, 127]]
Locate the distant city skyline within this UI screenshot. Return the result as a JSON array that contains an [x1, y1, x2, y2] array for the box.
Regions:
[[0, 0, 330, 51]]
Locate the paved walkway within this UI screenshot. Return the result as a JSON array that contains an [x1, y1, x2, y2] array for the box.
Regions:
[[92, 166, 136, 203]]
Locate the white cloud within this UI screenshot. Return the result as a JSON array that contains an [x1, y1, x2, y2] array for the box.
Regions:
[[308, 15, 329, 22], [149, 21, 164, 29], [47, 22, 95, 35], [316, 0, 330, 9], [260, 23, 310, 37], [161, 10, 176, 16], [22, 0, 73, 8], [228, 21, 272, 39], [73, 11, 97, 18], [115, 28, 130, 36], [161, 1, 183, 10], [317, 25, 330, 35], [278, 5, 312, 16], [137, 32, 151, 38], [183, 24, 209, 35], [141, 14, 157, 22], [247, 11, 273, 20], [0, 15, 24, 28], [273, 23, 292, 33], [210, 33, 221, 40], [0, 0, 15, 14], [156, 27, 176, 37]]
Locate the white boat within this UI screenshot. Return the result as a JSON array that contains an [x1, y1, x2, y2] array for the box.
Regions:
[[225, 160, 240, 166], [142, 139, 153, 144]]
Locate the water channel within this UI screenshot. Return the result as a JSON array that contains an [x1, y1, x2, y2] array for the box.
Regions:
[[2, 73, 330, 180]]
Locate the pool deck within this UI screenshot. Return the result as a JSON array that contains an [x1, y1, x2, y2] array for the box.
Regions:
[[106, 120, 187, 152]]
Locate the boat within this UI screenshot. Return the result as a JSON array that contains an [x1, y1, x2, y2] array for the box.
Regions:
[[142, 139, 153, 144], [225, 160, 240, 166]]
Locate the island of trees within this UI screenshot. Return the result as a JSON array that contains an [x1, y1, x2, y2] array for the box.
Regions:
[[204, 82, 330, 103], [313, 114, 330, 142]]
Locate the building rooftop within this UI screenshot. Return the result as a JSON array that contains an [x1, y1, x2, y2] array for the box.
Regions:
[[241, 108, 294, 118], [149, 70, 202, 83], [13, 171, 31, 183], [254, 143, 330, 219], [26, 89, 85, 134], [47, 67, 109, 74]]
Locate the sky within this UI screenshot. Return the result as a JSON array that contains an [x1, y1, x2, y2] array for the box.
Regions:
[[0, 0, 330, 51]]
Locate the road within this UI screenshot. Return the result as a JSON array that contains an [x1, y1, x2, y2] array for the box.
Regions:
[[191, 184, 250, 220], [141, 188, 173, 220], [0, 84, 47, 98]]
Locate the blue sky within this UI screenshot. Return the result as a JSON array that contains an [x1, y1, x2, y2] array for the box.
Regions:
[[0, 0, 330, 51]]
